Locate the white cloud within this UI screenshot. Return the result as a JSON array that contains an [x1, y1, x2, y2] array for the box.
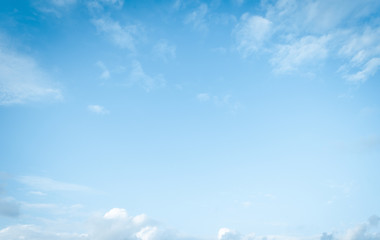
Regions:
[[0, 208, 379, 240], [136, 226, 158, 240], [93, 17, 140, 51], [104, 208, 128, 220], [232, 0, 380, 83], [88, 105, 109, 114], [218, 228, 241, 240], [338, 27, 380, 83], [127, 61, 165, 92], [17, 176, 91, 192], [271, 35, 330, 72], [264, 0, 380, 35], [341, 216, 380, 240], [184, 4, 209, 32], [153, 40, 176, 62], [344, 58, 380, 83], [0, 208, 189, 240], [87, 208, 185, 240], [234, 14, 272, 56], [0, 42, 62, 105]]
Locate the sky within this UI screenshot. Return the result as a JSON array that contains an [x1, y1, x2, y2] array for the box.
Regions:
[[1, 0, 380, 239]]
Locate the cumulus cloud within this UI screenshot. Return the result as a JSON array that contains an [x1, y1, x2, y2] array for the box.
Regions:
[[93, 17, 140, 51], [0, 208, 379, 240], [218, 228, 241, 240], [103, 208, 128, 219], [0, 208, 189, 240], [87, 208, 187, 240], [234, 14, 272, 56], [127, 61, 165, 92], [0, 41, 62, 105], [184, 4, 209, 32], [340, 216, 380, 240]]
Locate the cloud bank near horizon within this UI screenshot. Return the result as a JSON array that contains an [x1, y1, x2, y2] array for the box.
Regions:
[[0, 207, 379, 240]]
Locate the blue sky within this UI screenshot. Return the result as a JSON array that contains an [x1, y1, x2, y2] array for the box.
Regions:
[[1, 0, 380, 239]]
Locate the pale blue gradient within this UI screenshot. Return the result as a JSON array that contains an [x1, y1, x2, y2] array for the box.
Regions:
[[1, 0, 380, 239]]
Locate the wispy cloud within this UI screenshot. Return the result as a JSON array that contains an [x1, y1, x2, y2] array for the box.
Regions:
[[271, 35, 330, 73], [88, 105, 109, 114], [92, 17, 141, 51], [96, 61, 110, 79], [184, 3, 209, 32], [234, 13, 272, 56], [338, 27, 380, 83], [17, 176, 91, 192], [344, 58, 380, 83], [127, 61, 165, 92], [196, 93, 241, 113], [233, 0, 380, 83], [153, 40, 176, 62], [0, 41, 62, 105], [29, 191, 47, 196], [87, 0, 124, 12], [33, 0, 77, 17]]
